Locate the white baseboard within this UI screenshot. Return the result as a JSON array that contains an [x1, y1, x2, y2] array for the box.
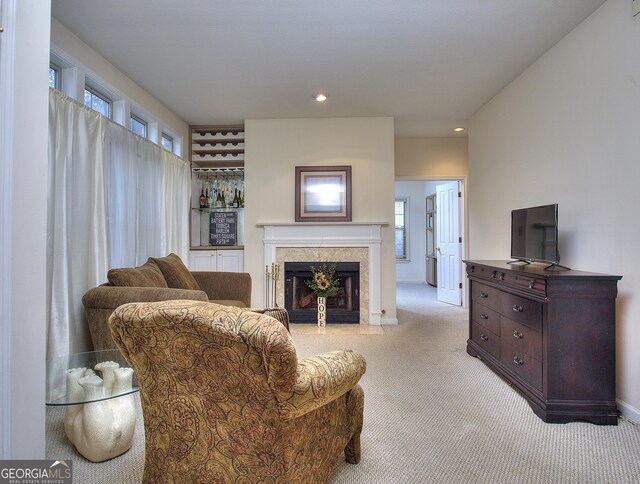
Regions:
[[617, 399, 640, 424], [381, 317, 398, 325]]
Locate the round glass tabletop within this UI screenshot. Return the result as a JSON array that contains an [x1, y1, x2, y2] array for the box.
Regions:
[[46, 349, 139, 406]]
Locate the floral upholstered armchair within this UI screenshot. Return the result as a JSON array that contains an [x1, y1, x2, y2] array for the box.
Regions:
[[108, 300, 366, 483]]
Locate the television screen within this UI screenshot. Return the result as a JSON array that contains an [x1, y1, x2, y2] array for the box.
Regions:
[[511, 204, 559, 264]]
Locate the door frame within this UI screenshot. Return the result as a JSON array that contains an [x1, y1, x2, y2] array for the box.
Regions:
[[395, 175, 468, 308]]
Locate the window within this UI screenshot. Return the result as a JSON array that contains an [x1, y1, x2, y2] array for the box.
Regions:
[[84, 86, 112, 118], [395, 199, 408, 260], [161, 133, 174, 152], [130, 113, 147, 138], [49, 63, 61, 90]]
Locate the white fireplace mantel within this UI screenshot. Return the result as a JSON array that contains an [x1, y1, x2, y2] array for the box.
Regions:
[[258, 222, 387, 325]]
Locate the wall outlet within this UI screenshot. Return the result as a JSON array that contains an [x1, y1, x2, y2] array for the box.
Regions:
[[634, 0, 640, 17]]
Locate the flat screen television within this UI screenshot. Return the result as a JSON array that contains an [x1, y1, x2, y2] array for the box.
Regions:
[[510, 203, 560, 266]]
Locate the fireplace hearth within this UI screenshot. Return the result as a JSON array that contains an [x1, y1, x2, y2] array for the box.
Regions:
[[284, 262, 360, 323]]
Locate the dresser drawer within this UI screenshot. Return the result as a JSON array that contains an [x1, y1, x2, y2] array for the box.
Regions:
[[500, 292, 542, 331], [501, 317, 542, 361], [471, 301, 500, 336], [471, 282, 501, 312], [502, 272, 546, 297], [500, 340, 542, 391], [471, 321, 499, 359]]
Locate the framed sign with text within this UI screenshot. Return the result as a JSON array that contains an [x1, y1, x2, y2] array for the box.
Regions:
[[210, 211, 238, 246]]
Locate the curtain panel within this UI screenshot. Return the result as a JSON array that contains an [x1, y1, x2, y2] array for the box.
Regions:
[[47, 89, 190, 358]]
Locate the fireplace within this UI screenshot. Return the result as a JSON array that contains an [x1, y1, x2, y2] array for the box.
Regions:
[[284, 262, 360, 323]]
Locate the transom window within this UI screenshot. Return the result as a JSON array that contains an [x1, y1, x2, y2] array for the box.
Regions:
[[395, 199, 408, 260], [84, 86, 112, 118], [49, 63, 61, 90], [130, 113, 147, 138], [52, 49, 182, 155], [161, 133, 174, 152]]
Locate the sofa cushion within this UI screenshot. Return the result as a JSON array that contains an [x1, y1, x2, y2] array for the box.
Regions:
[[150, 253, 200, 290], [210, 299, 248, 308], [107, 261, 168, 288]]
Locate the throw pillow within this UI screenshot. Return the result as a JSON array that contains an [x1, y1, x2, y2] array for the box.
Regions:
[[108, 261, 168, 287], [149, 253, 200, 290]]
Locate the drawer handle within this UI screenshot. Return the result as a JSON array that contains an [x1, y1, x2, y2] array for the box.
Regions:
[[480, 292, 488, 298], [513, 356, 524, 366], [491, 271, 497, 279], [480, 334, 489, 342], [528, 280, 535, 289], [499, 273, 505, 281], [513, 330, 523, 339], [512, 304, 524, 313], [481, 313, 489, 320]]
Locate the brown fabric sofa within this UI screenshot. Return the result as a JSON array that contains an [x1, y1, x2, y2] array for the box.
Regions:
[[109, 300, 365, 483], [82, 253, 252, 350]]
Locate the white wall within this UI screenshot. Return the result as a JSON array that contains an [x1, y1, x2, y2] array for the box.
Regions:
[[468, 0, 640, 420], [0, 0, 50, 458], [244, 117, 397, 323], [395, 137, 468, 179]]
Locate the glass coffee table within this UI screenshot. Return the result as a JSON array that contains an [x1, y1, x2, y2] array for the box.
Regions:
[[46, 350, 139, 462]]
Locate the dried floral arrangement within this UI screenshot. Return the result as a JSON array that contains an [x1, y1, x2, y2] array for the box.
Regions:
[[305, 264, 341, 298]]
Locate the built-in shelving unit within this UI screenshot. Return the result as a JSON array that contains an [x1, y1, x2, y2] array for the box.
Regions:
[[189, 124, 246, 271], [190, 167, 244, 248], [190, 124, 244, 168]]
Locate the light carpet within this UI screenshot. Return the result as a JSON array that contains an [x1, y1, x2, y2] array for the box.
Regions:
[[46, 283, 640, 483]]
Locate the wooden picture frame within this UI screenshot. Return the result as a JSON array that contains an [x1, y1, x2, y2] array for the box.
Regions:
[[295, 165, 352, 222]]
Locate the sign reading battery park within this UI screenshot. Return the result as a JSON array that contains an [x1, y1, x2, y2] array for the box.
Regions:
[[209, 211, 238, 246]]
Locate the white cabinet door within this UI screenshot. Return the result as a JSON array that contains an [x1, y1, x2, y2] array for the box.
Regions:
[[217, 250, 244, 272], [189, 251, 217, 271], [189, 250, 244, 272]]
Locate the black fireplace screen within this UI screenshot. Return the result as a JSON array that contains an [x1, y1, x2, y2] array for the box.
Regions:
[[284, 262, 360, 323]]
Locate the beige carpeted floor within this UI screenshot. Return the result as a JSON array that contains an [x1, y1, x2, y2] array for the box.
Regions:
[[46, 283, 640, 483]]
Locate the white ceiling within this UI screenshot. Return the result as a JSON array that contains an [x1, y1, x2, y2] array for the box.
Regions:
[[51, 0, 607, 137]]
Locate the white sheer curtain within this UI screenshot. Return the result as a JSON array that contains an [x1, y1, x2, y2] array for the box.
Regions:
[[47, 90, 109, 358], [47, 89, 190, 358], [104, 124, 191, 268]]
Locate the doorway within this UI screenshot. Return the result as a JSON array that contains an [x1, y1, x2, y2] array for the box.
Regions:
[[395, 179, 466, 306]]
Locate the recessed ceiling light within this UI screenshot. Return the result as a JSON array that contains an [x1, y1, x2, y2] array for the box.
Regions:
[[315, 93, 328, 102], [453, 127, 466, 132]]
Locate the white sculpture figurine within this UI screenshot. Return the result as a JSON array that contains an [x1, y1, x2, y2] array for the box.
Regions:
[[64, 362, 136, 462]]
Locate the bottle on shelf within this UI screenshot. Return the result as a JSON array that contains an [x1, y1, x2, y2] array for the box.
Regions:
[[199, 187, 206, 208]]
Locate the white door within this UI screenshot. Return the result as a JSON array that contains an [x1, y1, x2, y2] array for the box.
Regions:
[[436, 181, 461, 306]]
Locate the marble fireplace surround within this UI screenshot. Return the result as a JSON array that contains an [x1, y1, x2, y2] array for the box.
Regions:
[[259, 223, 385, 325]]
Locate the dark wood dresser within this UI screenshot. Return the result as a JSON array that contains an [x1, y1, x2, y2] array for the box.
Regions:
[[464, 260, 621, 425]]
